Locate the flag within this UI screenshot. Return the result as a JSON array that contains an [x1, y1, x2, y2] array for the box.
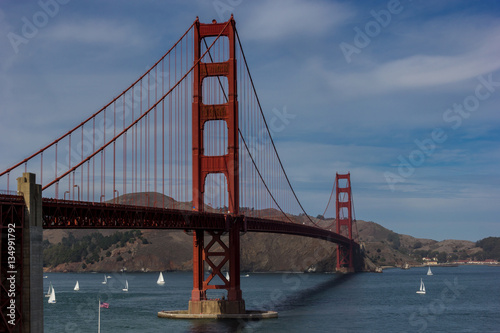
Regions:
[[100, 302, 109, 308]]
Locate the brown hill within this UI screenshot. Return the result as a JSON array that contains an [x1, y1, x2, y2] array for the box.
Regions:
[[42, 192, 482, 273], [356, 220, 482, 267]]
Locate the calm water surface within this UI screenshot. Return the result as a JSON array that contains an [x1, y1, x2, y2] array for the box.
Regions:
[[43, 265, 500, 332]]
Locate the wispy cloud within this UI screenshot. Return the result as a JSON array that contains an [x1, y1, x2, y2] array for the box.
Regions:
[[239, 0, 353, 41], [322, 21, 500, 96], [42, 19, 148, 47]]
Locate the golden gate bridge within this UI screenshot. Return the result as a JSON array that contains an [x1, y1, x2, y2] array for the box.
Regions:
[[0, 16, 360, 329]]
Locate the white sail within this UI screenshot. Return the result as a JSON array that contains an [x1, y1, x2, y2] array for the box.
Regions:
[[157, 272, 165, 285], [48, 286, 56, 303], [102, 274, 107, 284], [123, 280, 128, 292], [416, 278, 426, 294], [45, 282, 53, 297], [225, 271, 230, 281], [427, 266, 433, 276], [74, 281, 80, 291]]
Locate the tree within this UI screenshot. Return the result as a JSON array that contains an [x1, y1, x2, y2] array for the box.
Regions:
[[387, 232, 400, 250], [437, 252, 448, 263], [476, 237, 500, 260]]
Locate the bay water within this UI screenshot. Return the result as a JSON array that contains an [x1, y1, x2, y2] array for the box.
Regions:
[[43, 265, 500, 332]]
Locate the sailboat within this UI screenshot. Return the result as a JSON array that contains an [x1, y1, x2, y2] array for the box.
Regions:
[[122, 280, 128, 292], [48, 286, 56, 303], [427, 266, 433, 276], [45, 282, 53, 297], [74, 281, 80, 291], [225, 271, 230, 281], [416, 278, 426, 294], [102, 274, 107, 284], [157, 272, 165, 285]]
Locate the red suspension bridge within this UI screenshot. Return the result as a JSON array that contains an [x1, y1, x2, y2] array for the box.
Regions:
[[0, 16, 360, 329]]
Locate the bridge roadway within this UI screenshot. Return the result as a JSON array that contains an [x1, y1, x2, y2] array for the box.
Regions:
[[0, 194, 352, 247]]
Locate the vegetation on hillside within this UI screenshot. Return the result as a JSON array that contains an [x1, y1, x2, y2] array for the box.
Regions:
[[475, 237, 500, 260], [43, 230, 142, 267]]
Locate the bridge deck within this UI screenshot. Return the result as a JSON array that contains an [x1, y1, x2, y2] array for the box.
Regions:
[[0, 195, 352, 246]]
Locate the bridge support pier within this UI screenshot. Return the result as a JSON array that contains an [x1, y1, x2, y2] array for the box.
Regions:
[[188, 216, 245, 315], [18, 173, 43, 332], [337, 243, 355, 273]]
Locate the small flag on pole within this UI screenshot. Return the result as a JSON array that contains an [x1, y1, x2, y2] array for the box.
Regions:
[[100, 302, 109, 308]]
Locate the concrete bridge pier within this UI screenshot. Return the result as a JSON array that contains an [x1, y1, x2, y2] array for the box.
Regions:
[[17, 173, 43, 332]]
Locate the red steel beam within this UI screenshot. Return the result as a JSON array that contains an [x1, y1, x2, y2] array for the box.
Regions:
[[37, 197, 353, 247]]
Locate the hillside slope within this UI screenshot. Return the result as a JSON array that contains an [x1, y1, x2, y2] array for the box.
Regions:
[[42, 193, 486, 273]]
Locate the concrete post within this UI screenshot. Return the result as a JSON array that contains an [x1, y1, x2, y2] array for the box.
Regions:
[[17, 173, 43, 333]]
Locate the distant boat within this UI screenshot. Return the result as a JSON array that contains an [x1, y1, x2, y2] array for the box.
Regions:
[[106, 275, 112, 279], [241, 274, 250, 278], [416, 278, 426, 294], [157, 272, 165, 285], [123, 280, 128, 292], [427, 266, 433, 276], [48, 286, 56, 303], [102, 275, 107, 284], [43, 276, 48, 279], [74, 281, 80, 291], [45, 282, 53, 297], [225, 271, 230, 281]]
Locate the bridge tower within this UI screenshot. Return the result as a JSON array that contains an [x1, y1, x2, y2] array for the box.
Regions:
[[335, 173, 355, 273], [190, 16, 245, 314]]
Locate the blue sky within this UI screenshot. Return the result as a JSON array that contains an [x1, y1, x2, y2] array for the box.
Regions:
[[1, 0, 499, 241]]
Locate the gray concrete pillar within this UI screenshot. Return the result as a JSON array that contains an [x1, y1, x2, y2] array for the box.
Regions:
[[17, 173, 43, 333]]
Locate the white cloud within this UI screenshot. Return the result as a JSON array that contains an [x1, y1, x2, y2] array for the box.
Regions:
[[239, 0, 353, 41], [322, 22, 500, 96], [42, 19, 147, 47]]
